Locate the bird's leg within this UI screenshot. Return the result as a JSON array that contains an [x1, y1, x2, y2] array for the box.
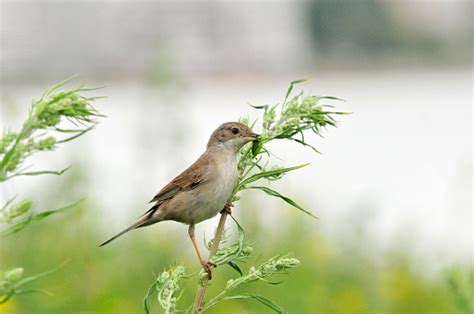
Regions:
[[188, 224, 215, 279], [220, 203, 233, 215]]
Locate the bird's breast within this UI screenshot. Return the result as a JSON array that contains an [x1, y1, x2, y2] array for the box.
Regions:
[[191, 153, 238, 223], [212, 154, 238, 202]]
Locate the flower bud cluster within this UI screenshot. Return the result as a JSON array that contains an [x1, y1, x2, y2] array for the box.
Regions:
[[1, 82, 102, 180], [210, 242, 253, 267], [1, 268, 24, 282], [225, 256, 300, 291], [0, 267, 24, 298], [2, 136, 57, 174], [34, 92, 97, 129], [0, 132, 17, 154], [155, 266, 186, 314], [0, 200, 32, 223]]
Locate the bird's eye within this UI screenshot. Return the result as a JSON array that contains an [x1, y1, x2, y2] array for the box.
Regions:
[[231, 127, 239, 135]]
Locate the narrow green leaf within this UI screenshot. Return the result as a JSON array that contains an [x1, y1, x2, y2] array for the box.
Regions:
[[252, 295, 288, 313], [249, 104, 268, 110], [251, 141, 262, 157], [284, 79, 309, 105], [224, 294, 287, 313], [0, 292, 14, 304], [143, 281, 156, 314], [56, 125, 96, 144], [317, 95, 345, 102], [230, 215, 246, 260], [0, 198, 83, 236], [13, 260, 69, 288], [227, 261, 243, 276], [9, 166, 71, 178], [14, 288, 54, 297], [54, 127, 87, 133], [0, 136, 21, 171], [0, 218, 32, 236], [30, 198, 83, 221], [1, 195, 17, 213], [41, 75, 77, 99], [246, 186, 318, 219], [239, 163, 309, 188], [290, 138, 321, 154], [211, 215, 247, 266]]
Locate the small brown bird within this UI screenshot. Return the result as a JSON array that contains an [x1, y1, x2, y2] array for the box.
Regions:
[[100, 122, 258, 278]]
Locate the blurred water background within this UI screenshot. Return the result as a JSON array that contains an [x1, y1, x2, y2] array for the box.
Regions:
[[0, 1, 472, 313]]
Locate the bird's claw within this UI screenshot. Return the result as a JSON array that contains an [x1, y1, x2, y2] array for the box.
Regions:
[[201, 260, 216, 279], [221, 203, 233, 215]]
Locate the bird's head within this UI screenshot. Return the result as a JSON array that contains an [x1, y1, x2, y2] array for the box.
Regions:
[[207, 122, 258, 151]]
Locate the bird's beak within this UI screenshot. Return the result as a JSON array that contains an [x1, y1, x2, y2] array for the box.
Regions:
[[243, 133, 259, 142]]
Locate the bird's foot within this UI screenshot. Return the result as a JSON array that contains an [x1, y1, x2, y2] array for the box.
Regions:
[[201, 260, 216, 279], [221, 203, 233, 215]]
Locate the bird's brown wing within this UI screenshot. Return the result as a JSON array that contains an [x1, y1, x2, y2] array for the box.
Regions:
[[141, 154, 210, 219], [149, 153, 211, 204]]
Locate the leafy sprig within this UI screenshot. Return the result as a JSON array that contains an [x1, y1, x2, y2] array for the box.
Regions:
[[146, 217, 298, 314], [0, 262, 67, 304], [235, 79, 347, 218], [0, 76, 104, 182], [200, 255, 300, 312], [144, 266, 188, 314], [0, 198, 83, 236], [149, 80, 346, 313], [0, 77, 104, 304], [1, 77, 104, 235], [207, 216, 252, 276]]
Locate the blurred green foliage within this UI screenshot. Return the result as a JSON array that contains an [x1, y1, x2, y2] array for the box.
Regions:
[[0, 185, 470, 313]]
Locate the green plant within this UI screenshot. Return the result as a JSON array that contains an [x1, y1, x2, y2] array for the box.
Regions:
[[144, 80, 348, 313], [0, 77, 104, 303], [445, 267, 474, 314]]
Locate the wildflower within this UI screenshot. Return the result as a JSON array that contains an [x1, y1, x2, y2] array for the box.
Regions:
[[0, 78, 102, 181], [4, 268, 24, 282], [1, 200, 32, 223], [154, 266, 186, 314]]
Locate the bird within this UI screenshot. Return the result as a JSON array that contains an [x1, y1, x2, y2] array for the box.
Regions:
[[100, 122, 258, 279]]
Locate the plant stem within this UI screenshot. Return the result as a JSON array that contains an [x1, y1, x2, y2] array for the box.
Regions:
[[199, 290, 227, 312], [193, 210, 229, 313]]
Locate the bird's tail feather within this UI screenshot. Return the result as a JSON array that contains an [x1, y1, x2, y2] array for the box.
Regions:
[[99, 216, 150, 247]]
